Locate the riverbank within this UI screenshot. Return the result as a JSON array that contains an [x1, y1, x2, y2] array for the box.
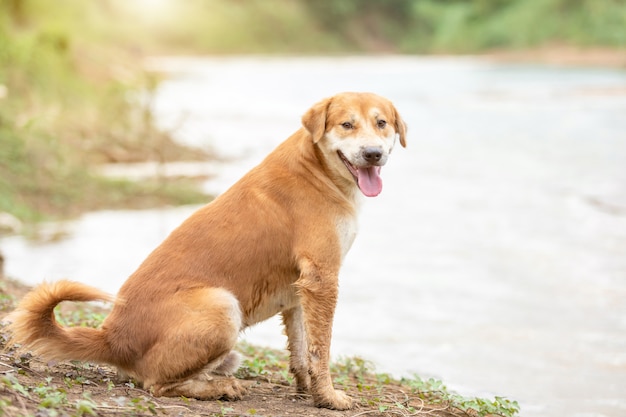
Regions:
[[481, 44, 626, 68], [0, 275, 519, 417]]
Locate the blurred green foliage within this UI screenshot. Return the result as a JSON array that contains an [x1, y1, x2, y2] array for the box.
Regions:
[[397, 0, 626, 52], [96, 0, 624, 53], [303, 0, 625, 52], [3, 0, 614, 54], [0, 0, 208, 224]]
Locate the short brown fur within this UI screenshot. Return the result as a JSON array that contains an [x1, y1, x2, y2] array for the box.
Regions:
[[6, 92, 406, 410]]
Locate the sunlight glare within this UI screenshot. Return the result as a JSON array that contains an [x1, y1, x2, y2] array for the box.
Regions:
[[127, 0, 173, 18]]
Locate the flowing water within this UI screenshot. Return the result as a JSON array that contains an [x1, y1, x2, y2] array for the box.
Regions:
[[2, 56, 626, 416]]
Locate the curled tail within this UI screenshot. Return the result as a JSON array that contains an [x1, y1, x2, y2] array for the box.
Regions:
[[5, 280, 116, 364]]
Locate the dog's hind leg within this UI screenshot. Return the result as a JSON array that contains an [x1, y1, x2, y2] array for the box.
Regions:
[[137, 287, 247, 400]]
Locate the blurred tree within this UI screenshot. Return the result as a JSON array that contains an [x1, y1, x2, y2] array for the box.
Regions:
[[2, 0, 28, 24], [304, 0, 413, 31]]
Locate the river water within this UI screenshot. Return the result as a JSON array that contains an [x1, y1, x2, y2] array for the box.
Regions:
[[2, 56, 626, 416]]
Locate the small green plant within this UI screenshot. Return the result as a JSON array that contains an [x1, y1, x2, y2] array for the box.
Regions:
[[453, 395, 521, 417], [129, 396, 158, 415], [238, 356, 272, 379], [331, 355, 374, 383], [403, 374, 449, 398], [402, 374, 520, 416], [0, 398, 12, 416], [0, 293, 14, 312], [236, 342, 290, 384], [1, 375, 30, 398], [0, 281, 16, 312], [75, 393, 98, 416], [34, 378, 69, 409], [54, 305, 107, 328], [216, 403, 234, 416]]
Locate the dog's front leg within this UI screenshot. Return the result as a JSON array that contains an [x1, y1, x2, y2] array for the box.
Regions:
[[294, 258, 353, 410]]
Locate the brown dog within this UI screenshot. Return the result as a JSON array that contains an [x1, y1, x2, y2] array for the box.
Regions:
[[6, 92, 406, 410]]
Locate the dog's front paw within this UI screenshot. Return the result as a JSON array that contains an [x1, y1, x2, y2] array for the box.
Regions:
[[314, 389, 353, 410]]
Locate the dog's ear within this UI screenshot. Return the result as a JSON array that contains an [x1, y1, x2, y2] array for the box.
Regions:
[[302, 97, 331, 143], [393, 107, 407, 148]]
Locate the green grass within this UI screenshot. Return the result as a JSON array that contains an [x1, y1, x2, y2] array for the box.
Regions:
[[328, 356, 520, 417]]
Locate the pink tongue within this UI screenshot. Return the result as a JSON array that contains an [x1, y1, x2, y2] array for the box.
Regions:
[[357, 166, 383, 197]]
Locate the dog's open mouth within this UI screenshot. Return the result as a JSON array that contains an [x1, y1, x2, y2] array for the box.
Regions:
[[338, 152, 383, 197]]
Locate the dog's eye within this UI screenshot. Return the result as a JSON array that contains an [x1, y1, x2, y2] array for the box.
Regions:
[[377, 119, 387, 129], [341, 122, 354, 130]]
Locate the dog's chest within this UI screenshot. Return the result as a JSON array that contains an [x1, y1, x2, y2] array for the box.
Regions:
[[335, 213, 358, 259]]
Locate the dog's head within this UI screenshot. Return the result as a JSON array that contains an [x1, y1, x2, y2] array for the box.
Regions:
[[302, 92, 407, 197]]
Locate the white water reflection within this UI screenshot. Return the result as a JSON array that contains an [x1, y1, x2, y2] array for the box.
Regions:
[[2, 56, 626, 417]]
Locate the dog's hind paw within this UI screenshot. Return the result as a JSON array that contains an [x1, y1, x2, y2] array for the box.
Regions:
[[153, 376, 249, 401], [216, 376, 249, 401]]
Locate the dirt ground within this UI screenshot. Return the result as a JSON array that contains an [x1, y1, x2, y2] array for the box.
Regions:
[[0, 276, 482, 417], [0, 358, 462, 417]]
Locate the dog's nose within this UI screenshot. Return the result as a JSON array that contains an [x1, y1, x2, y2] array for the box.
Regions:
[[362, 147, 383, 163]]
